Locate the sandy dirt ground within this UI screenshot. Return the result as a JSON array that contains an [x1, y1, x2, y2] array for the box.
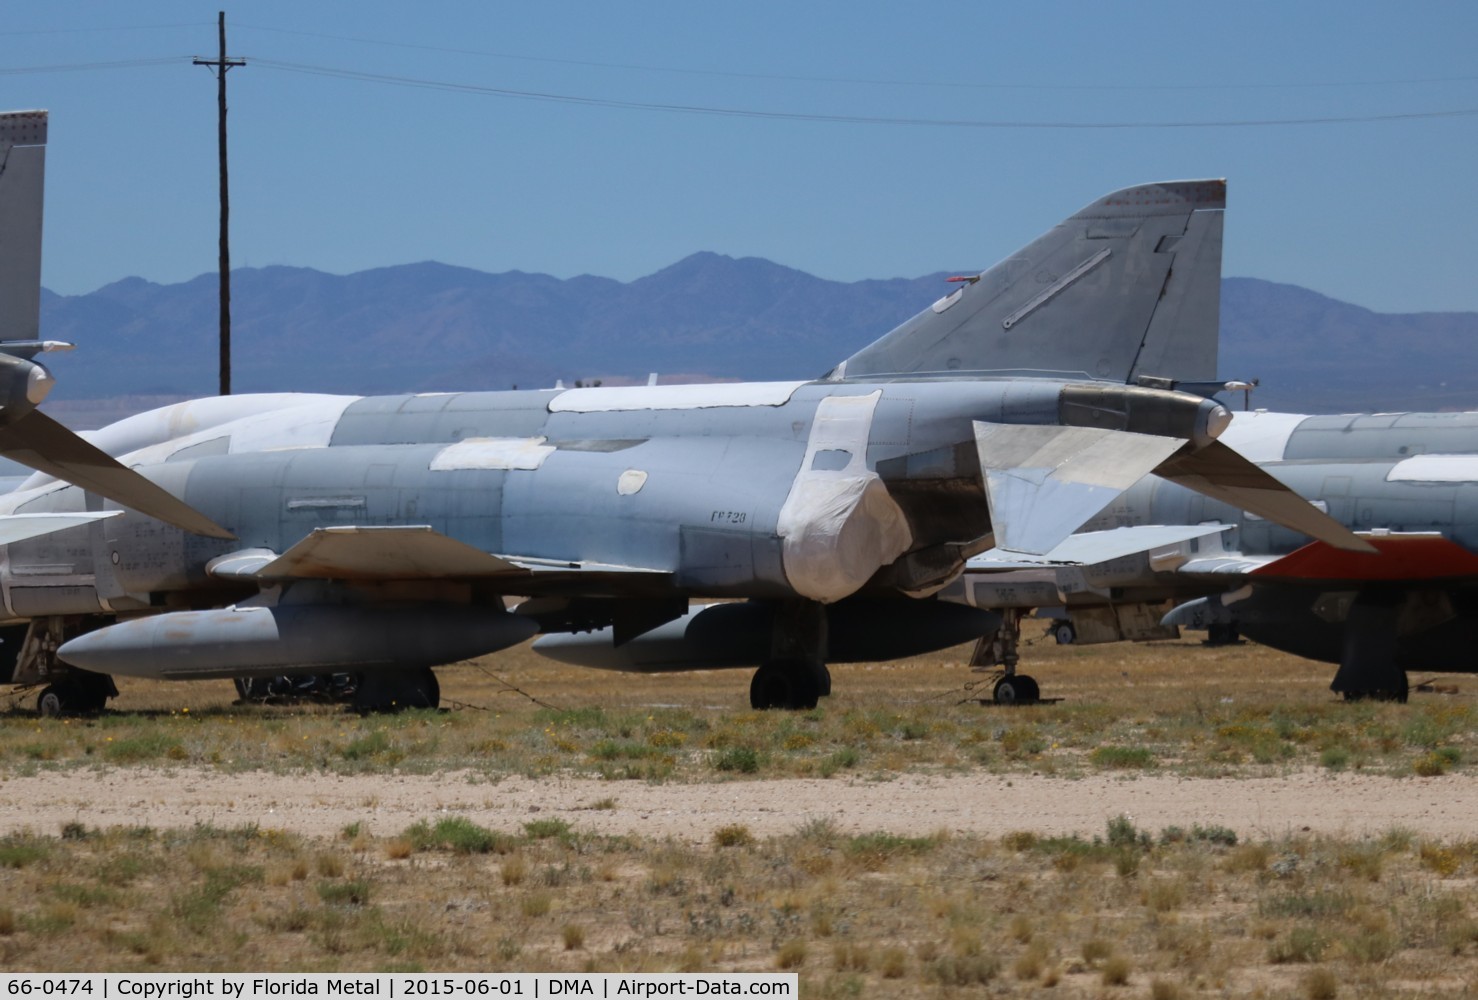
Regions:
[[2, 767, 1474, 842]]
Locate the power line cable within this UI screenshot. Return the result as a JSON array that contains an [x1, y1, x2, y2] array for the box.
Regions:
[[0, 22, 208, 36], [233, 21, 1478, 94], [0, 57, 190, 75], [252, 57, 1478, 129], [5, 17, 1475, 96], [3, 48, 1472, 130]]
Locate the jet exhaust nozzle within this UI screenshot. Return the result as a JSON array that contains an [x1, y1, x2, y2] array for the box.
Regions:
[[1059, 384, 1228, 448], [0, 353, 51, 422]]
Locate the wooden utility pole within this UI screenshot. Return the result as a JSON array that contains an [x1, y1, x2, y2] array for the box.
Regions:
[[194, 12, 244, 396]]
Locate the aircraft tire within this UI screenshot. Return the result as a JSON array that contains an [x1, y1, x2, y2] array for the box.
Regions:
[[1053, 623, 1076, 645], [1341, 672, 1409, 704], [36, 677, 111, 717], [750, 660, 822, 711], [749, 663, 787, 710], [993, 675, 1040, 706], [354, 668, 440, 713], [1206, 623, 1241, 646], [788, 664, 821, 711], [37, 685, 65, 718], [420, 668, 441, 708], [816, 662, 832, 698], [73, 683, 111, 714], [1017, 675, 1041, 703]]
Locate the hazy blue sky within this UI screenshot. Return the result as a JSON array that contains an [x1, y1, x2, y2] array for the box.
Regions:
[[8, 1, 1478, 312]]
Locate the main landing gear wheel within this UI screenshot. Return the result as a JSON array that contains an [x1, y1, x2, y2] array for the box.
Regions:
[[353, 667, 440, 713], [749, 660, 827, 711], [36, 671, 115, 717], [1205, 623, 1241, 646], [1052, 622, 1076, 645], [993, 674, 1040, 705]]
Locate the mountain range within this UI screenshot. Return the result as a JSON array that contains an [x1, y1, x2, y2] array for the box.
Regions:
[[35, 255, 1478, 419]]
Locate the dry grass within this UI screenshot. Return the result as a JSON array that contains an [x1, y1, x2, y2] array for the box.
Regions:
[[0, 635, 1471, 784], [0, 817, 1469, 996], [0, 636, 1475, 994]]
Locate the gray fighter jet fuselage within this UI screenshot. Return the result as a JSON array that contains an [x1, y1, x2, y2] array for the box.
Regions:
[[5, 375, 1228, 706]]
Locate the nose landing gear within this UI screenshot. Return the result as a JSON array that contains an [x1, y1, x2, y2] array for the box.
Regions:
[[969, 609, 1042, 705]]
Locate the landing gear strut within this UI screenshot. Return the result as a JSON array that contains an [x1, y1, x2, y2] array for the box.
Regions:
[[1330, 595, 1409, 703], [8, 619, 119, 717], [970, 609, 1041, 705], [234, 674, 360, 704], [749, 601, 830, 711]]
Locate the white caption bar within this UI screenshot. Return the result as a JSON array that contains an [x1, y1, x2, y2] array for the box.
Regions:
[[0, 975, 797, 1000]]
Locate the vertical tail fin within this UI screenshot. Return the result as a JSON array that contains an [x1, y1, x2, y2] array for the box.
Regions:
[[0, 111, 47, 345], [0, 110, 232, 538], [832, 179, 1224, 384]]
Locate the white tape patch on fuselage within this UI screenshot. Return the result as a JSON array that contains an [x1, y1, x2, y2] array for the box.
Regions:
[[430, 437, 557, 471], [547, 381, 807, 413], [775, 390, 913, 604]]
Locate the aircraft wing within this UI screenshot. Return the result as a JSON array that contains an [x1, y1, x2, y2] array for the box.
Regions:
[[207, 525, 669, 586], [973, 421, 1375, 557], [0, 510, 121, 544], [973, 422, 1188, 555], [968, 523, 1232, 570], [1153, 441, 1376, 553], [1180, 532, 1478, 583]]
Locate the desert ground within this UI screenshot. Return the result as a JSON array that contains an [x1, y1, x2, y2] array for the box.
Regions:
[[0, 635, 1474, 996]]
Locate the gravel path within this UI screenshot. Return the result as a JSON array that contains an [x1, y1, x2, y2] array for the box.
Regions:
[[2, 768, 1474, 842]]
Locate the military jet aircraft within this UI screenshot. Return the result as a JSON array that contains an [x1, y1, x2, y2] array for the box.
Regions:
[[0, 110, 1370, 714], [884, 406, 1478, 707]]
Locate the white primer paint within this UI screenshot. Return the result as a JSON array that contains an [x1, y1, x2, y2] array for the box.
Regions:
[[14, 395, 361, 493], [430, 437, 556, 472], [775, 391, 912, 604], [1219, 410, 1309, 463], [617, 469, 649, 495], [216, 396, 361, 456], [548, 381, 807, 413], [84, 394, 356, 459], [1387, 454, 1478, 483]]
